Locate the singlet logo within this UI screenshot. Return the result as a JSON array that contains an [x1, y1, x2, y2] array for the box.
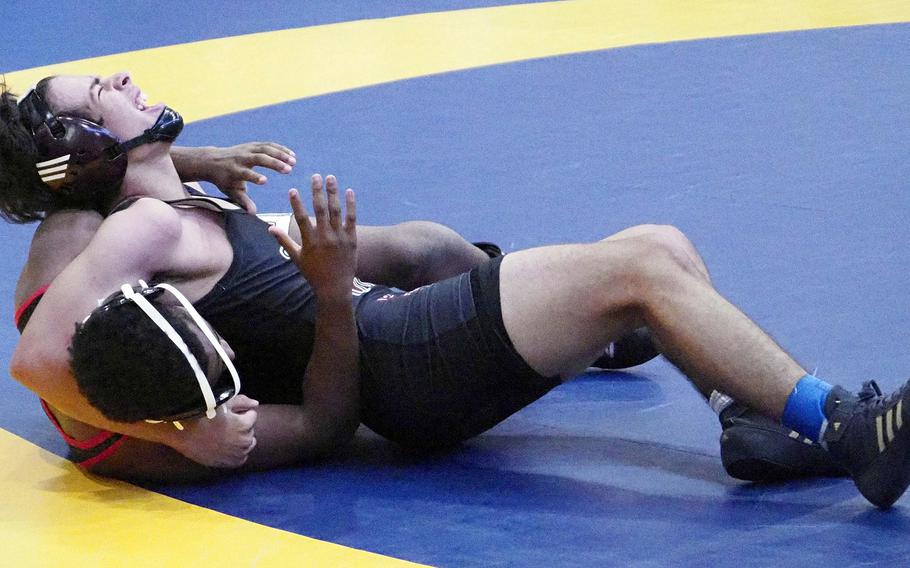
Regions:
[[36, 154, 71, 184], [279, 246, 291, 260]]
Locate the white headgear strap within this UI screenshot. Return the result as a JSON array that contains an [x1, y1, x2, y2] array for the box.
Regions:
[[121, 280, 240, 420]]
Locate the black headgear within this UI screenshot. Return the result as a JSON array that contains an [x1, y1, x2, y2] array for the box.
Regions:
[[17, 87, 184, 199]]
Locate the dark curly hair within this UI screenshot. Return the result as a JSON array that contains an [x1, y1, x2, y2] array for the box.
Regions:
[[0, 77, 59, 223], [0, 76, 117, 223], [69, 297, 210, 423]]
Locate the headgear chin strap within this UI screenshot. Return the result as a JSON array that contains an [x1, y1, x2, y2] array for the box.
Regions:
[[118, 280, 240, 427], [105, 106, 184, 160], [17, 86, 183, 198]]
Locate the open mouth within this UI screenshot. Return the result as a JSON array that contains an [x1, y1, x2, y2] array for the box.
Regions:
[[134, 91, 148, 111]]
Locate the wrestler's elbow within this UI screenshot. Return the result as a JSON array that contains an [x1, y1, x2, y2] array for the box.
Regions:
[[303, 413, 360, 458], [10, 341, 67, 397], [9, 343, 41, 391]]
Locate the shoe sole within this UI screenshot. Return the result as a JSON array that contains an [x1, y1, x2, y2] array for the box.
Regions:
[[852, 414, 910, 509], [721, 425, 846, 482]]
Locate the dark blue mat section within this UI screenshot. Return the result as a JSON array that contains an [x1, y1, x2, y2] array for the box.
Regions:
[[1, 4, 909, 566]]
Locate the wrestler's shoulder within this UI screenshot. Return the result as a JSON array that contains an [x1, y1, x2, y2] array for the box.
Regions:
[[104, 197, 183, 241]]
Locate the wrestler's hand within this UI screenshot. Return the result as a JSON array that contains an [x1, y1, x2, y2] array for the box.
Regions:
[[194, 143, 297, 214], [270, 174, 357, 301], [170, 395, 259, 468]]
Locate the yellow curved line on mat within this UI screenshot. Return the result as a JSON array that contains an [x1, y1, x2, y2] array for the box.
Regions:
[[0, 430, 424, 567], [4, 0, 909, 124], [2, 2, 909, 566]]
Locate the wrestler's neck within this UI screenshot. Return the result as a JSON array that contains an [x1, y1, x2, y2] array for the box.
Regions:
[[120, 142, 187, 201]]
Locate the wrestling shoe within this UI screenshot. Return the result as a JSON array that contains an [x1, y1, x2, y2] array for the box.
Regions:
[[719, 402, 846, 482], [591, 327, 661, 370], [473, 241, 503, 258], [823, 380, 910, 508]]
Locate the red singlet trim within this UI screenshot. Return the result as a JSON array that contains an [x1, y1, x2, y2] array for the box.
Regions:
[[14, 284, 50, 329], [78, 436, 128, 469], [39, 399, 118, 450]]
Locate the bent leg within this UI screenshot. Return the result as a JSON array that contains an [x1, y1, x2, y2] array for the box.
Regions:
[[499, 228, 804, 419], [276, 214, 488, 290], [354, 222, 488, 289]]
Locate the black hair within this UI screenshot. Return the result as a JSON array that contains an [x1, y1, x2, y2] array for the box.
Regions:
[[0, 76, 115, 223], [0, 77, 60, 223], [69, 297, 210, 423]]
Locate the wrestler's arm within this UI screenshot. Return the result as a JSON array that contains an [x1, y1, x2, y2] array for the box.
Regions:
[[90, 401, 357, 483], [15, 209, 103, 307], [10, 200, 254, 468], [171, 143, 296, 213], [267, 178, 362, 454], [87, 403, 306, 483]]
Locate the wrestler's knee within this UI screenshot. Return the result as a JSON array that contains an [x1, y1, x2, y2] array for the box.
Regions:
[[387, 221, 482, 286], [620, 224, 707, 282], [600, 228, 694, 304], [378, 221, 452, 285]]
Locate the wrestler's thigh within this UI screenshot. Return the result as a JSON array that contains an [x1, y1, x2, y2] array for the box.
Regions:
[[353, 225, 405, 280], [259, 212, 390, 278], [499, 242, 643, 379]]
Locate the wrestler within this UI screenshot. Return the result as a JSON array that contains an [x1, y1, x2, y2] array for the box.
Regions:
[[9, 71, 909, 507], [4, 72, 663, 478], [3, 73, 498, 476]]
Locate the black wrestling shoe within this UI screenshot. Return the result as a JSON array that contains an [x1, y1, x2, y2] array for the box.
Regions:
[[591, 327, 660, 370], [719, 402, 846, 482], [823, 380, 910, 508], [473, 241, 503, 258]]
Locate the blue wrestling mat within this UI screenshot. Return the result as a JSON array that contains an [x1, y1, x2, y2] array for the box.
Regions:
[[2, 2, 909, 566]]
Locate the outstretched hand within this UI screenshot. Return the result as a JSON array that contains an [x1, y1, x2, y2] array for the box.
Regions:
[[269, 174, 357, 301], [201, 142, 297, 214]]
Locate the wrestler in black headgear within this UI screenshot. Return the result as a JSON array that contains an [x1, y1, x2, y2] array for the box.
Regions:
[[17, 87, 183, 202]]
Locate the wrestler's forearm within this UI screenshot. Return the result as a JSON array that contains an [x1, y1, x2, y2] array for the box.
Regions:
[[298, 295, 360, 454], [9, 360, 178, 447], [169, 145, 216, 182]]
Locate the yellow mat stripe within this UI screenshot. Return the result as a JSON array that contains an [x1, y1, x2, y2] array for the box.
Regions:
[[2, 2, 908, 565], [0, 430, 424, 568], [4, 0, 908, 124]]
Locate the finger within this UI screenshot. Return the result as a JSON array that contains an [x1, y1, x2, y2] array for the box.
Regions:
[[344, 188, 356, 237], [289, 189, 315, 244], [231, 395, 260, 411], [266, 142, 295, 158], [251, 141, 296, 159], [254, 142, 297, 170], [269, 223, 303, 258], [287, 188, 311, 230], [237, 167, 268, 186], [235, 190, 257, 214], [310, 174, 328, 227], [235, 408, 258, 431], [249, 146, 296, 171], [325, 175, 342, 229]]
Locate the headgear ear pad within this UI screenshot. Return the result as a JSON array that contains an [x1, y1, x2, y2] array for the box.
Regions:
[[30, 115, 128, 197], [18, 86, 183, 205]]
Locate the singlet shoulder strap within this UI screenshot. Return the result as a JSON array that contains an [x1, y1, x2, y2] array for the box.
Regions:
[[109, 195, 144, 215], [164, 195, 243, 212], [108, 187, 242, 216]]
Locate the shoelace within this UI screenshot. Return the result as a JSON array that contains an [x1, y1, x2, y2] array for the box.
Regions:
[[853, 380, 906, 420], [858, 380, 883, 401]]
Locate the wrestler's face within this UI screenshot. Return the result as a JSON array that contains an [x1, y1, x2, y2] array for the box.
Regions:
[[44, 72, 162, 143]]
